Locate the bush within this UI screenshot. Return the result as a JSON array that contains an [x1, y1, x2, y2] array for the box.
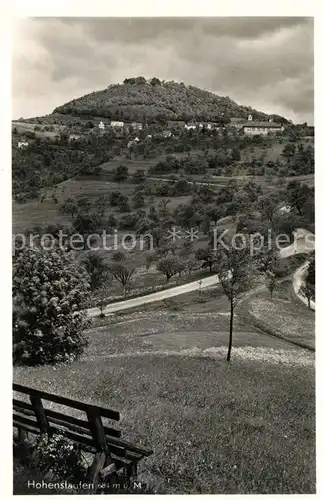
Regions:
[[13, 246, 91, 365], [32, 431, 86, 482]]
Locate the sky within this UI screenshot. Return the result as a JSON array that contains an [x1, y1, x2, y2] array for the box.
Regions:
[[12, 17, 314, 124]]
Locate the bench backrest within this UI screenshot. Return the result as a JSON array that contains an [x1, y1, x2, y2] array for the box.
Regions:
[[13, 383, 121, 450], [13, 383, 152, 466]]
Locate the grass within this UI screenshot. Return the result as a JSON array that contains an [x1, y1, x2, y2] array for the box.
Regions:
[[13, 304, 315, 494], [239, 280, 315, 350]]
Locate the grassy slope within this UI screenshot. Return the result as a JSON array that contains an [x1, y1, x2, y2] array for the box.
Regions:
[[240, 279, 315, 350], [13, 294, 315, 494]]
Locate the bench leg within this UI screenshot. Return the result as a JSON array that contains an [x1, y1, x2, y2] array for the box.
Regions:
[[18, 428, 28, 443], [126, 463, 138, 480], [88, 451, 106, 491]]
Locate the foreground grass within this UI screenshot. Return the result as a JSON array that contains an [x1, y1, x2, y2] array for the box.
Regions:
[[14, 313, 315, 494]]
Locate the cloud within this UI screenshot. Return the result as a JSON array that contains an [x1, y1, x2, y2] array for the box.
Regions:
[[12, 17, 314, 123]]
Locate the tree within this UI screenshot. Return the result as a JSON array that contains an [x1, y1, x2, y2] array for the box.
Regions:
[[111, 250, 126, 263], [114, 165, 129, 182], [217, 243, 255, 362], [96, 195, 109, 220], [145, 251, 156, 270], [286, 181, 311, 215], [73, 213, 100, 236], [108, 263, 135, 297], [81, 252, 109, 292], [266, 270, 277, 300], [300, 282, 314, 309], [13, 246, 90, 365], [133, 190, 145, 209], [195, 247, 215, 273], [60, 197, 78, 219], [257, 193, 279, 223], [185, 258, 198, 275], [132, 169, 146, 183], [156, 257, 181, 282]]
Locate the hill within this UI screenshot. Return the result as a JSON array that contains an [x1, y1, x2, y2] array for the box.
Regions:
[[53, 76, 288, 124]]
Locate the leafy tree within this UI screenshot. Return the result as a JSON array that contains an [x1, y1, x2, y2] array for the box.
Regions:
[[257, 193, 279, 223], [217, 242, 255, 362], [107, 214, 117, 228], [73, 213, 100, 236], [195, 247, 215, 273], [108, 263, 135, 297], [300, 282, 314, 309], [13, 246, 90, 365], [232, 148, 241, 161], [286, 181, 311, 215], [132, 169, 146, 183], [185, 258, 198, 275], [109, 190, 126, 207], [60, 197, 78, 219], [307, 253, 315, 287], [114, 165, 129, 182], [96, 195, 110, 220], [156, 257, 181, 282], [111, 250, 126, 263], [133, 190, 145, 209], [81, 252, 109, 292]]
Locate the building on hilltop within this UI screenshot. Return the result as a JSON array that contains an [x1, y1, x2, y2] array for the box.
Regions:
[[242, 115, 284, 135], [17, 141, 29, 148], [110, 121, 124, 128], [98, 121, 105, 130]]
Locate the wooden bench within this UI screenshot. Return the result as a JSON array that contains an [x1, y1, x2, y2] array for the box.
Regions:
[[13, 383, 152, 488]]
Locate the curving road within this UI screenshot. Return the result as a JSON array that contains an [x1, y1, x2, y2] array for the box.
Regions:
[[88, 228, 315, 317]]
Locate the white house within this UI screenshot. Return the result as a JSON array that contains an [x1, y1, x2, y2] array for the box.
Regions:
[[98, 121, 105, 130], [17, 141, 29, 148], [242, 115, 284, 135], [134, 137, 140, 142], [110, 121, 124, 128], [185, 122, 197, 130]]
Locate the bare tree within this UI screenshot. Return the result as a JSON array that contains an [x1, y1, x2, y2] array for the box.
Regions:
[[109, 263, 135, 297], [266, 271, 277, 300], [217, 244, 255, 362]]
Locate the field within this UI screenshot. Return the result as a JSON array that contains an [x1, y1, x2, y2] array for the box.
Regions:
[[13, 293, 315, 494], [12, 121, 63, 140]]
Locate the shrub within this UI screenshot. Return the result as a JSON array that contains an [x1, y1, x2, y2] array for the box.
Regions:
[[13, 246, 91, 365], [32, 431, 86, 482]]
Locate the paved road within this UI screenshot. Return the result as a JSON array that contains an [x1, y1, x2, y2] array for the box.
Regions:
[[88, 228, 315, 317], [87, 274, 220, 317]]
